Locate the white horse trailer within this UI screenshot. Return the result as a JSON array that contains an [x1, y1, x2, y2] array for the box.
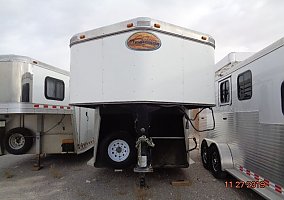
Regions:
[[0, 55, 96, 158], [200, 38, 284, 200], [70, 17, 216, 184]]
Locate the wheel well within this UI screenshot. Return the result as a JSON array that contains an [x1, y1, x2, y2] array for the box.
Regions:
[[99, 113, 135, 140], [95, 112, 136, 167], [209, 143, 217, 150], [6, 127, 34, 138], [202, 139, 234, 171], [201, 138, 214, 148]]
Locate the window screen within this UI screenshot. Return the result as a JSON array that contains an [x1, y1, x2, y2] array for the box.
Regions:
[[238, 70, 252, 100], [281, 81, 284, 115], [45, 77, 64, 101], [220, 80, 230, 104]]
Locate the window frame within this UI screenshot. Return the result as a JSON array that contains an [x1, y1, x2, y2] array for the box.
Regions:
[[44, 76, 65, 101], [219, 77, 232, 106], [237, 70, 252, 101]]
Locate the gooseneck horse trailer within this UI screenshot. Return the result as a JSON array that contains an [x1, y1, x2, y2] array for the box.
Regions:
[[70, 17, 216, 185], [0, 55, 95, 157], [200, 38, 284, 200]]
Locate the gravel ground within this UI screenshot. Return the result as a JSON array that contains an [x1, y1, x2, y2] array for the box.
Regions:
[[0, 150, 264, 200]]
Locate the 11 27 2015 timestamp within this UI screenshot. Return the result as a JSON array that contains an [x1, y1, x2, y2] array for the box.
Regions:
[[225, 180, 266, 189]]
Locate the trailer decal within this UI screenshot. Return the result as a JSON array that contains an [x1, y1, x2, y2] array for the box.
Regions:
[[126, 32, 161, 51], [238, 164, 283, 195], [33, 104, 71, 110]]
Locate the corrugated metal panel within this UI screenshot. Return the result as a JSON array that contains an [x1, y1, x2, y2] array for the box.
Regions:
[[201, 111, 284, 187]]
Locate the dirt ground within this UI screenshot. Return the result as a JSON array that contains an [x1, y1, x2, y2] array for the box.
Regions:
[[0, 149, 264, 200]]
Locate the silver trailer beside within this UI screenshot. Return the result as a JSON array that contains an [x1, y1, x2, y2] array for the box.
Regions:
[[0, 55, 96, 156], [70, 17, 216, 185], [200, 38, 284, 200]]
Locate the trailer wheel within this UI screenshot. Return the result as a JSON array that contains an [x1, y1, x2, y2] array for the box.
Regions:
[[201, 140, 211, 170], [210, 145, 227, 179], [100, 131, 136, 169], [4, 128, 34, 155]]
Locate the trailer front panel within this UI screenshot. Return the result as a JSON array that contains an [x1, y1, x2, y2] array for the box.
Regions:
[[70, 17, 216, 180]]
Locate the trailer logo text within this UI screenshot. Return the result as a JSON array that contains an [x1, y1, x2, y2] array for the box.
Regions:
[[127, 32, 161, 51]]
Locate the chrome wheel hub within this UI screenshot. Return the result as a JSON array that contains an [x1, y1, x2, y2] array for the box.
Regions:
[[9, 133, 25, 150]]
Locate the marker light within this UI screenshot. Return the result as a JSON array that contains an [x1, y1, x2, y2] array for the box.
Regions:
[[127, 23, 134, 28], [154, 23, 161, 28], [201, 36, 207, 40], [79, 35, 86, 39]]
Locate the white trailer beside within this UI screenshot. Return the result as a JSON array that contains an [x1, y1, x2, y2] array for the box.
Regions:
[[200, 38, 284, 200], [0, 55, 96, 158], [69, 17, 216, 184]]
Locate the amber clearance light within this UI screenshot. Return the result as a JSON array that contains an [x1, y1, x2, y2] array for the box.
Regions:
[[79, 35, 86, 39], [201, 36, 208, 40], [127, 23, 134, 28], [154, 23, 161, 28]]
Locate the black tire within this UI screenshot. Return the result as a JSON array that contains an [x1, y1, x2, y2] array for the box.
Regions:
[[4, 128, 34, 155], [210, 145, 227, 179], [100, 131, 136, 169], [201, 140, 211, 170]]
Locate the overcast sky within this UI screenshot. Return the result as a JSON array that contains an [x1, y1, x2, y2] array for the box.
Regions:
[[0, 0, 283, 70]]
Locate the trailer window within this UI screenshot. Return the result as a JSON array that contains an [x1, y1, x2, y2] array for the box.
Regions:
[[21, 83, 30, 102], [281, 81, 284, 115], [220, 80, 230, 104], [45, 77, 65, 101], [238, 70, 252, 100]]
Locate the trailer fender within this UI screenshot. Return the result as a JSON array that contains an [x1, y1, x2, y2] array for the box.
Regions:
[[202, 139, 233, 171]]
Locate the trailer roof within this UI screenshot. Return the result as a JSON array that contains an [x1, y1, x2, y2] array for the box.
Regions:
[[70, 17, 215, 48], [215, 37, 284, 80], [0, 54, 70, 76], [215, 52, 255, 71]]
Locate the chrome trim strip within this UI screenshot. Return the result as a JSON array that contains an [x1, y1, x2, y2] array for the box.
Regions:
[[70, 27, 215, 48]]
